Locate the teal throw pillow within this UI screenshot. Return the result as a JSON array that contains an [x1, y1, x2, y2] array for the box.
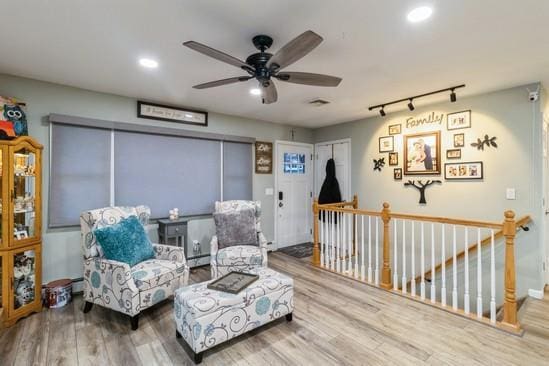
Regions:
[[93, 215, 155, 267]]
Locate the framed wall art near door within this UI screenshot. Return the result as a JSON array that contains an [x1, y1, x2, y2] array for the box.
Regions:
[[137, 101, 208, 127], [403, 131, 441, 175], [255, 141, 273, 174], [444, 161, 483, 180], [447, 110, 471, 131]]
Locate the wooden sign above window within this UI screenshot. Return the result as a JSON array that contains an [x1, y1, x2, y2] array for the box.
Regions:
[[137, 101, 208, 127]]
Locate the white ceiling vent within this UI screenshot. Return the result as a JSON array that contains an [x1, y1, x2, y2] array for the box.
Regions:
[[309, 99, 330, 107]]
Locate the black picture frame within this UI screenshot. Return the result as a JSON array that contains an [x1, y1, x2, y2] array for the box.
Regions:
[[453, 133, 465, 147], [137, 101, 208, 127], [388, 124, 402, 135], [389, 152, 399, 166], [379, 136, 394, 153], [444, 161, 484, 180], [447, 110, 471, 131], [394, 168, 402, 180], [446, 149, 461, 159]]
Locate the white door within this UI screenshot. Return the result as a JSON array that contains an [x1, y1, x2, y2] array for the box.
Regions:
[[276, 141, 313, 248], [315, 140, 351, 201]]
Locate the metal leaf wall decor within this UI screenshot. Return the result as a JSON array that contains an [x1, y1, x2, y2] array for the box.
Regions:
[[471, 135, 497, 150], [373, 157, 385, 171]]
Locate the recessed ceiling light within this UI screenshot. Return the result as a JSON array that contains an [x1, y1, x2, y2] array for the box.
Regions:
[[407, 6, 433, 23], [250, 88, 262, 96], [139, 58, 158, 68]]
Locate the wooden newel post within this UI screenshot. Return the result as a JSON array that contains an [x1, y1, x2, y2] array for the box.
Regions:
[[502, 210, 520, 331], [312, 199, 320, 266], [381, 202, 392, 289]]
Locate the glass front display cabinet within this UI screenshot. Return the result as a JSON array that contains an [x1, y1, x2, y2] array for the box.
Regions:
[[0, 136, 42, 327]]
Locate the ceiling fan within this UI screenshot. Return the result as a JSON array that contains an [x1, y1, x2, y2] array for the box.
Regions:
[[183, 31, 342, 104]]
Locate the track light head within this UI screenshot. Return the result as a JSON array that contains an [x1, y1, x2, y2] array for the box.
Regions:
[[450, 89, 457, 102], [407, 99, 415, 111], [380, 106, 386, 117]]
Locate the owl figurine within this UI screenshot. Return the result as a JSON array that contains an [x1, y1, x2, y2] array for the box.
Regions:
[[3, 104, 28, 136]]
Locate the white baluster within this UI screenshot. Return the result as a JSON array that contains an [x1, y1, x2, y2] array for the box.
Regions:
[[334, 212, 341, 272], [490, 229, 496, 324], [441, 224, 446, 306], [477, 228, 483, 318], [331, 211, 335, 271], [464, 227, 470, 314], [354, 214, 359, 279], [393, 219, 398, 291], [411, 221, 416, 296], [342, 213, 347, 273], [420, 222, 426, 300], [402, 220, 407, 294], [430, 223, 436, 303], [348, 213, 353, 274], [361, 215, 365, 281], [320, 212, 324, 268], [375, 216, 380, 285], [368, 216, 372, 283], [452, 225, 458, 310]]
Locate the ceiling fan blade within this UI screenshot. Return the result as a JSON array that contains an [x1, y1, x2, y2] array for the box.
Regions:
[[193, 76, 252, 89], [183, 41, 252, 71], [276, 72, 342, 87], [261, 81, 278, 104], [266, 30, 323, 70]]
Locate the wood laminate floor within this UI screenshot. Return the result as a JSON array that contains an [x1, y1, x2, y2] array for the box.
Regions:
[[1, 251, 549, 365]]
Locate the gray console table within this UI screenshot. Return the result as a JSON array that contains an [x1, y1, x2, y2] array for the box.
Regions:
[[157, 215, 212, 268]]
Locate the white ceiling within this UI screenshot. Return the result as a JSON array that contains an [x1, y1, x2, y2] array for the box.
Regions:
[[1, 0, 548, 128]]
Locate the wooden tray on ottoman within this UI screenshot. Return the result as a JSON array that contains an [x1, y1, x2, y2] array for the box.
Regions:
[[206, 271, 259, 294]]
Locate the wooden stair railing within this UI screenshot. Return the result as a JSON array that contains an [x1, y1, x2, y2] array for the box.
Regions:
[[407, 215, 531, 286], [312, 197, 527, 335]]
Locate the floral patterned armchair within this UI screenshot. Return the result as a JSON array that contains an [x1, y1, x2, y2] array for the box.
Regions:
[[80, 205, 189, 330], [210, 200, 268, 279]]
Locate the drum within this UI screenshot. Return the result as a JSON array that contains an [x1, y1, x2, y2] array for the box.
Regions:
[[45, 279, 72, 308]]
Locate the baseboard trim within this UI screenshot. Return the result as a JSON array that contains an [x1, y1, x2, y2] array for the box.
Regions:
[[528, 288, 544, 299]]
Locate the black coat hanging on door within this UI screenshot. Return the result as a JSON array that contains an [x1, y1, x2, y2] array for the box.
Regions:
[[318, 158, 342, 222]]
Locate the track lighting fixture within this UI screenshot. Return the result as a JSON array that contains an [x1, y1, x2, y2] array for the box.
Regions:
[[368, 84, 465, 116], [407, 99, 415, 111], [450, 89, 457, 102]]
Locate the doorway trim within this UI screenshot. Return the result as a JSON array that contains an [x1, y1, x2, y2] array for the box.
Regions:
[[314, 138, 352, 200], [273, 140, 314, 251]]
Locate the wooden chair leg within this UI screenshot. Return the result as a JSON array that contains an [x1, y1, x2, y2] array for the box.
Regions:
[[83, 301, 93, 313], [130, 314, 139, 330], [176, 330, 182, 338], [286, 313, 293, 322], [194, 352, 203, 364]]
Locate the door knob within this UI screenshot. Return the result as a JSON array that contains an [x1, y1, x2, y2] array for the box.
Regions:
[[279, 202, 283, 208]]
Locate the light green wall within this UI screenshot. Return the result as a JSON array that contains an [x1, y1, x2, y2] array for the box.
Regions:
[[313, 83, 545, 294], [0, 73, 313, 282]]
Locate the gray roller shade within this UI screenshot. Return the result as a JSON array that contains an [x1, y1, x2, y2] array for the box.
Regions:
[[223, 142, 253, 201]]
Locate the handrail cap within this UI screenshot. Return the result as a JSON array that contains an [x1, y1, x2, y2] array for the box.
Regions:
[[505, 210, 515, 219]]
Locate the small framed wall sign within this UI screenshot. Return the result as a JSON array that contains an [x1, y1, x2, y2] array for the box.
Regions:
[[379, 136, 394, 153], [255, 141, 273, 174], [444, 161, 483, 180], [453, 133, 465, 147], [447, 110, 471, 130], [388, 124, 402, 135], [446, 149, 461, 159], [137, 101, 208, 126]]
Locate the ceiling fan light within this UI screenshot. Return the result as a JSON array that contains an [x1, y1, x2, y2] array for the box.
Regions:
[[408, 100, 415, 111], [250, 88, 262, 96], [450, 90, 457, 102]]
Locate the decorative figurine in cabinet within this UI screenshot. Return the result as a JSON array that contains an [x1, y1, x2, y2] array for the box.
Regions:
[[0, 136, 43, 327]]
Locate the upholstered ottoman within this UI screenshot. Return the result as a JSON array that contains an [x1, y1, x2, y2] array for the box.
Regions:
[[174, 267, 294, 364]]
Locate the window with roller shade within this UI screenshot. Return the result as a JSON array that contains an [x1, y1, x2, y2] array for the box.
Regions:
[[49, 121, 253, 226]]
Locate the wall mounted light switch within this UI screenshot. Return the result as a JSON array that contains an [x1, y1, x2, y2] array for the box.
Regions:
[[506, 188, 516, 200], [265, 188, 274, 196]]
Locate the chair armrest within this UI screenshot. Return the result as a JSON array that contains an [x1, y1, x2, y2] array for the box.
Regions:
[[258, 232, 268, 248], [83, 257, 139, 294], [152, 243, 186, 264], [210, 235, 219, 255]]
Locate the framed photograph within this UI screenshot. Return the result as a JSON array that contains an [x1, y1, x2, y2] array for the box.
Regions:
[[388, 124, 402, 135], [454, 133, 465, 147], [403, 131, 441, 175], [137, 101, 208, 127], [394, 168, 402, 180], [389, 152, 398, 166], [444, 161, 483, 180], [255, 141, 273, 174], [446, 149, 461, 159], [447, 110, 471, 130], [379, 136, 394, 153]]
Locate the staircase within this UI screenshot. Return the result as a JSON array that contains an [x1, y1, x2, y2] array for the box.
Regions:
[[312, 195, 531, 335]]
